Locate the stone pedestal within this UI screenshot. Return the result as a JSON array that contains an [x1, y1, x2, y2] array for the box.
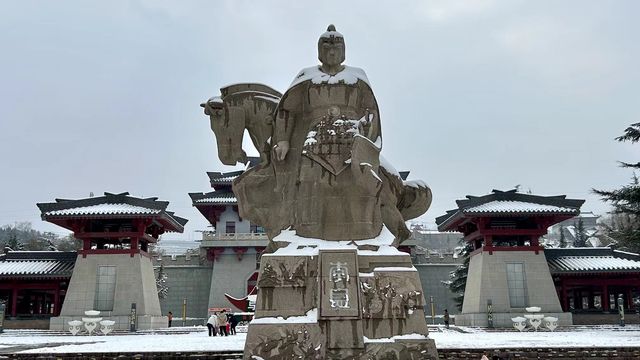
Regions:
[[456, 250, 573, 327], [50, 253, 166, 331], [243, 229, 438, 360]]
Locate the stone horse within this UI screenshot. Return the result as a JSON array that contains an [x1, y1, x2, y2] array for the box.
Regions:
[[202, 83, 432, 244], [201, 83, 281, 166]]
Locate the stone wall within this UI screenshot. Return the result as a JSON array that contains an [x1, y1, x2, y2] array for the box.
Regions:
[[157, 264, 212, 321], [415, 263, 459, 317], [438, 347, 640, 359], [208, 249, 259, 310]]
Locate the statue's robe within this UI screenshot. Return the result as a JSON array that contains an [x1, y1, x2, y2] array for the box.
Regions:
[[269, 65, 384, 240]]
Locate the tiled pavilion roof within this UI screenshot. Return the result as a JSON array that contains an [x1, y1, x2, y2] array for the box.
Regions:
[[37, 192, 188, 232], [0, 251, 77, 279], [436, 189, 584, 231], [189, 190, 237, 205], [545, 248, 640, 274]]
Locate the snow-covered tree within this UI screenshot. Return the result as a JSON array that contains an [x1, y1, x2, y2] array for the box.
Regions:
[[558, 225, 567, 248], [573, 218, 588, 247], [5, 230, 24, 251], [447, 241, 473, 311], [593, 122, 640, 252], [156, 264, 169, 299]]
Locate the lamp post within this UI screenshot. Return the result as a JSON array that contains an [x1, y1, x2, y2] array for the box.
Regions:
[[617, 295, 625, 327], [487, 299, 494, 329], [0, 301, 6, 333], [429, 296, 435, 325], [129, 303, 137, 332], [182, 298, 187, 326]]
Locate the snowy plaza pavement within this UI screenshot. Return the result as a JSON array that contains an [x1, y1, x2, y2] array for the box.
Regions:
[[1, 325, 639, 354]]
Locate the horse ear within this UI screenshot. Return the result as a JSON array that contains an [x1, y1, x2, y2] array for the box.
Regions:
[[200, 102, 206, 108]]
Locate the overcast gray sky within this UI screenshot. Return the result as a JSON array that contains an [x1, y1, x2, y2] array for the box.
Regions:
[[1, 1, 639, 241]]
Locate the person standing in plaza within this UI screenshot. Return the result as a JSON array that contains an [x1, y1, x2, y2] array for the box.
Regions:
[[167, 311, 173, 328], [229, 313, 238, 335], [206, 312, 218, 337], [443, 309, 450, 329], [217, 310, 228, 336]]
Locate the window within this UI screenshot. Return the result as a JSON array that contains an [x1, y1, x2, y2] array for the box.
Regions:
[[225, 221, 236, 234], [95, 266, 116, 311], [250, 224, 265, 234], [506, 263, 528, 308]]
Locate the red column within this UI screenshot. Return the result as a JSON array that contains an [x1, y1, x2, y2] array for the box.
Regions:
[[54, 283, 61, 316], [561, 278, 569, 311], [130, 237, 139, 257], [602, 285, 609, 312], [11, 287, 18, 317]]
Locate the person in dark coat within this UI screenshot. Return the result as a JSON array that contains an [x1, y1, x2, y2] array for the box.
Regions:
[[167, 311, 173, 328], [443, 309, 450, 329], [229, 314, 239, 335]]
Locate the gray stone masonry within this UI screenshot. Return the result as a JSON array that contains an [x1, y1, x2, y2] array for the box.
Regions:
[[50, 253, 165, 331]]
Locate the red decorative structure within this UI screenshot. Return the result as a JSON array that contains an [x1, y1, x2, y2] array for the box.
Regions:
[[0, 251, 76, 318], [437, 189, 583, 255], [39, 192, 187, 259], [37, 192, 188, 331], [436, 189, 584, 327], [546, 248, 640, 317]]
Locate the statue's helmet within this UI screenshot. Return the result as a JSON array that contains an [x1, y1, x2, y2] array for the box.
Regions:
[[318, 24, 345, 66]]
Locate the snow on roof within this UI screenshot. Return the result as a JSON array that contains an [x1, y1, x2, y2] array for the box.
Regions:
[[195, 196, 237, 204], [547, 256, 640, 273], [0, 259, 75, 278], [44, 203, 161, 216], [289, 65, 370, 88], [464, 200, 576, 214], [212, 175, 238, 183]]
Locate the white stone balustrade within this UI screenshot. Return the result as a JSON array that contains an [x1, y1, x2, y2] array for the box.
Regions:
[[511, 316, 527, 332], [67, 310, 115, 335], [524, 314, 544, 331], [100, 320, 115, 335], [511, 307, 558, 332], [543, 316, 558, 331], [68, 320, 83, 336]]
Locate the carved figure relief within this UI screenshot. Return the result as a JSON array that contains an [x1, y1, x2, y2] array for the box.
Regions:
[[251, 326, 323, 360], [360, 272, 424, 319], [257, 257, 307, 288]]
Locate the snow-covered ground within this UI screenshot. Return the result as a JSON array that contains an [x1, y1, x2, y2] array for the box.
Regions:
[[0, 325, 638, 354]]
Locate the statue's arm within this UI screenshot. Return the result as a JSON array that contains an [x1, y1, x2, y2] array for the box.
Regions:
[[360, 83, 382, 145], [273, 88, 302, 161], [274, 109, 293, 161]]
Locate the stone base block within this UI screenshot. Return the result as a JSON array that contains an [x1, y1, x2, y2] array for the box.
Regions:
[[454, 312, 573, 328], [244, 322, 438, 360]]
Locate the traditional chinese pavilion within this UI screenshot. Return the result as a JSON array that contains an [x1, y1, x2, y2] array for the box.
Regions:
[[545, 247, 640, 323], [37, 192, 187, 330], [189, 163, 268, 310], [436, 189, 583, 327], [0, 251, 76, 320]]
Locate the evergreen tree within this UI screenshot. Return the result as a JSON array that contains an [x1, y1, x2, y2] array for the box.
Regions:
[[573, 218, 588, 247], [447, 241, 473, 311], [5, 229, 24, 251], [156, 264, 169, 299], [594, 122, 640, 251], [558, 225, 567, 248]]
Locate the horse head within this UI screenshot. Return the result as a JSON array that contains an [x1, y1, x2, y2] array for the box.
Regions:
[[201, 95, 247, 165], [202, 83, 281, 166]]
